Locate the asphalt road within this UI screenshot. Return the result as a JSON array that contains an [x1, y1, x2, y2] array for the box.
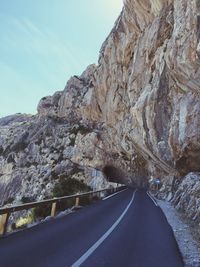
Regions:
[[0, 189, 184, 267]]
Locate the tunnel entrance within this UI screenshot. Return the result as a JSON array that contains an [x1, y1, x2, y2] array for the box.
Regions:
[[102, 164, 149, 190], [102, 165, 127, 185], [134, 176, 149, 190]]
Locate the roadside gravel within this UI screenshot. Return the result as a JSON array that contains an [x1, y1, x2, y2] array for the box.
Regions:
[[158, 199, 200, 267]]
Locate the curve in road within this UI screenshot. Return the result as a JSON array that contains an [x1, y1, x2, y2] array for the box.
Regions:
[[0, 189, 184, 267]]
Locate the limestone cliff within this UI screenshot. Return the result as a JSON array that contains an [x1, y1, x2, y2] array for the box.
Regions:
[[0, 0, 200, 225]]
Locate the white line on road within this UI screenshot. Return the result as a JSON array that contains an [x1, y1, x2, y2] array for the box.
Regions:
[[103, 189, 127, 200], [147, 192, 158, 207], [70, 191, 136, 267]]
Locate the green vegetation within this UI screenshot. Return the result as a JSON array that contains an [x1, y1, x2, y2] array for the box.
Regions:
[[21, 196, 35, 203], [32, 178, 92, 220], [53, 177, 91, 197], [14, 214, 34, 229], [3, 197, 14, 205], [70, 124, 92, 136], [32, 203, 52, 220], [53, 177, 92, 210], [69, 136, 76, 146], [9, 177, 93, 227]]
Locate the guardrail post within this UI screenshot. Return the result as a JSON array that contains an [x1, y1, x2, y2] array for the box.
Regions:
[[75, 197, 79, 207], [0, 187, 127, 235], [99, 191, 104, 199], [0, 212, 10, 235], [51, 202, 57, 217]]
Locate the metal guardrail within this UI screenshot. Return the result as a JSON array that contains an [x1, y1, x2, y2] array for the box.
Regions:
[[0, 186, 126, 236]]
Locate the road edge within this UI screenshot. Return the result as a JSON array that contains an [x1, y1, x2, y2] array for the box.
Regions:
[[158, 199, 200, 267]]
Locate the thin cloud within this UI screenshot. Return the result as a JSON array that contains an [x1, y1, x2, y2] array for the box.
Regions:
[[0, 13, 92, 116], [0, 14, 86, 74]]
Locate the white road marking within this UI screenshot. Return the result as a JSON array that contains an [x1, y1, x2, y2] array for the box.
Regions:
[[70, 191, 136, 267], [103, 189, 127, 200], [147, 192, 158, 207]]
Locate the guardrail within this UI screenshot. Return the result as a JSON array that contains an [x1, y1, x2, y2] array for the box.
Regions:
[[0, 186, 126, 236]]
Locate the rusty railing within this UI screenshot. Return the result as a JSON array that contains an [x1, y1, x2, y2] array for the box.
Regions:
[[0, 186, 126, 236]]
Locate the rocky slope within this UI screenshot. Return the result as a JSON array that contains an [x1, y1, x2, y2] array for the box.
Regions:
[[0, 0, 200, 226], [0, 111, 109, 205]]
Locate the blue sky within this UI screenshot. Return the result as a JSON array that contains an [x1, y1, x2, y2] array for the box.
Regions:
[[0, 0, 123, 117]]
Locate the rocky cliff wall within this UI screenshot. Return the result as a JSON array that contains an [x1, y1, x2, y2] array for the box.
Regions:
[[0, 0, 200, 225]]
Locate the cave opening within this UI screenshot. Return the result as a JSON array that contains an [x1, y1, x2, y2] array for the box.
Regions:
[[102, 164, 149, 190], [102, 165, 127, 185]]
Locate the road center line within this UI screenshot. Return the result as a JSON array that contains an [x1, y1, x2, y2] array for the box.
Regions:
[[70, 190, 136, 267], [103, 189, 127, 200], [147, 192, 158, 207]]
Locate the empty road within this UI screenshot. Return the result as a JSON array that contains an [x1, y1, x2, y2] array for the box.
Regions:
[[0, 189, 184, 267]]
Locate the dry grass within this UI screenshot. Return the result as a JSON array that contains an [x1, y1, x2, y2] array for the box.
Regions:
[[15, 214, 34, 229]]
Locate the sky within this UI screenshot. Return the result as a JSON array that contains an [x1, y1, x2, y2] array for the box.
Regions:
[[0, 0, 123, 117]]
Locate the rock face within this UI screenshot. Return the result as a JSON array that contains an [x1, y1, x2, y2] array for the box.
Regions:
[[0, 0, 200, 224], [173, 173, 200, 224], [0, 113, 108, 205]]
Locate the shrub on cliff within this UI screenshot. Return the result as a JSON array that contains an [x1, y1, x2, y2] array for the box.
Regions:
[[32, 203, 51, 220], [53, 177, 92, 209], [32, 178, 91, 219], [53, 177, 91, 197], [21, 196, 35, 203]]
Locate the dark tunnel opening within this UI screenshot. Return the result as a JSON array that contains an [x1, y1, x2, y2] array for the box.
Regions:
[[102, 164, 149, 190], [102, 165, 128, 185]]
